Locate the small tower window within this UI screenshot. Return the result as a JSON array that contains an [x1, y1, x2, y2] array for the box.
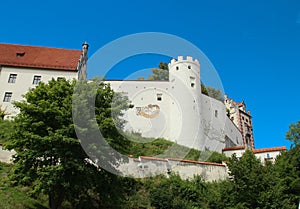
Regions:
[[190, 76, 195, 88], [157, 93, 162, 101], [176, 66, 179, 70], [215, 110, 218, 118], [188, 65, 191, 69]]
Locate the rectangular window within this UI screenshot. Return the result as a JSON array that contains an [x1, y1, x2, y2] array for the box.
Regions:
[[8, 74, 17, 83], [3, 92, 12, 102], [32, 75, 41, 85], [157, 93, 162, 101], [190, 76, 195, 88], [215, 110, 218, 118]]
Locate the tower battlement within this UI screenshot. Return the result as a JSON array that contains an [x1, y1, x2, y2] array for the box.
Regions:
[[168, 56, 200, 69]]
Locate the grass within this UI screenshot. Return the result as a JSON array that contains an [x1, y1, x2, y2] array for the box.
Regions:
[[0, 163, 48, 209], [123, 132, 228, 162]]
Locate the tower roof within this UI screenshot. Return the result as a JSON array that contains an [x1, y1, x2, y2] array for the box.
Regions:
[[0, 43, 82, 71]]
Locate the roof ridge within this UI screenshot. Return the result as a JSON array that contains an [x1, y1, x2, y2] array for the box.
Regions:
[[0, 43, 82, 71], [0, 43, 81, 51]]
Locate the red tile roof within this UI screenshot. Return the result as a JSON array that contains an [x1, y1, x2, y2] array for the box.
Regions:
[[222, 146, 287, 153], [0, 43, 81, 71], [253, 146, 286, 154], [139, 156, 168, 162], [167, 158, 225, 167], [133, 156, 225, 166], [222, 146, 246, 151]]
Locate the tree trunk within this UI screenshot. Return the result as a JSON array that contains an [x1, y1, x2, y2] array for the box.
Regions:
[[49, 191, 64, 209]]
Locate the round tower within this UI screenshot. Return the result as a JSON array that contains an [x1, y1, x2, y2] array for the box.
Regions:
[[167, 56, 203, 150], [168, 55, 200, 92]]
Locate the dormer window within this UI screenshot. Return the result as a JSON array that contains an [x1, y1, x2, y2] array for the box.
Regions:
[[16, 52, 25, 57]]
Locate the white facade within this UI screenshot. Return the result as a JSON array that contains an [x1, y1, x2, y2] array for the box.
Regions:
[[119, 156, 229, 181], [0, 144, 15, 163], [222, 146, 286, 164], [0, 43, 88, 119], [0, 67, 78, 117], [222, 146, 247, 158], [253, 147, 286, 164], [108, 56, 244, 152]]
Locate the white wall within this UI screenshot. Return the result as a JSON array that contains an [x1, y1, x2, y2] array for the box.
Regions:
[[254, 151, 281, 164], [0, 66, 78, 118], [223, 149, 283, 164], [0, 145, 15, 163], [108, 80, 176, 139], [107, 56, 244, 152], [223, 149, 245, 158], [118, 156, 229, 181], [200, 94, 243, 152]]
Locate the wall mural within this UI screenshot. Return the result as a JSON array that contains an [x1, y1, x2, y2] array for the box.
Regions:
[[136, 104, 160, 119]]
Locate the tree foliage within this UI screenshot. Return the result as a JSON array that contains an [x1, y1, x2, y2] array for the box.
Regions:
[[1, 76, 300, 209], [148, 174, 208, 209], [206, 86, 224, 102], [274, 144, 300, 207], [0, 119, 14, 144], [147, 62, 169, 81], [201, 83, 224, 102], [227, 150, 267, 208], [201, 83, 208, 95], [5, 78, 130, 209], [286, 121, 300, 145]]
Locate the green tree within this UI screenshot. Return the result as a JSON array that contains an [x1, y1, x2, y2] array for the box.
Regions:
[[147, 174, 209, 209], [207, 151, 228, 163], [227, 151, 264, 208], [137, 77, 144, 80], [206, 86, 224, 102], [201, 83, 208, 95], [5, 78, 130, 209], [286, 121, 300, 145], [224, 150, 294, 209], [147, 62, 169, 81], [274, 124, 300, 208], [0, 118, 14, 144], [201, 84, 224, 102]]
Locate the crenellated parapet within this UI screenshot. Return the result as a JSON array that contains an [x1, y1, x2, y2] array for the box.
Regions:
[[168, 56, 200, 69]]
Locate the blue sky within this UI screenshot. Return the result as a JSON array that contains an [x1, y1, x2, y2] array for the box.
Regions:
[[1, 0, 299, 149]]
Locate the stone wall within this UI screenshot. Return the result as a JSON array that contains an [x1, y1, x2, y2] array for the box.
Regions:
[[0, 145, 15, 164], [118, 156, 229, 181]]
